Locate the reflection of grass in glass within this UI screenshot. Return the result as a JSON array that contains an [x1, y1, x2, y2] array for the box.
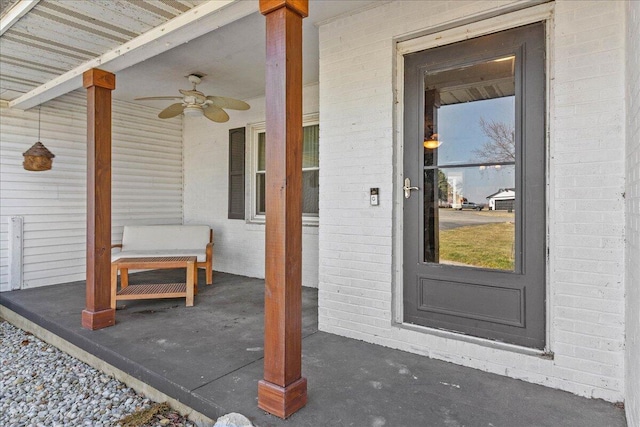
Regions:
[[440, 222, 515, 270], [474, 210, 515, 219]]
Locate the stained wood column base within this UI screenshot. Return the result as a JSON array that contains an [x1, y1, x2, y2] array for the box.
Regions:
[[258, 377, 307, 419], [81, 308, 115, 330]]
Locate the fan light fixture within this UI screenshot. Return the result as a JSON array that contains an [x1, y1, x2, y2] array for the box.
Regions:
[[134, 73, 250, 123], [183, 105, 203, 117], [423, 133, 442, 149]]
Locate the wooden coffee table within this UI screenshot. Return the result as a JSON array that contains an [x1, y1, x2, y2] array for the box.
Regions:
[[110, 256, 197, 308]]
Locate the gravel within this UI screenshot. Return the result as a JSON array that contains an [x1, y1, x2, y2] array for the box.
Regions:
[[0, 320, 198, 427]]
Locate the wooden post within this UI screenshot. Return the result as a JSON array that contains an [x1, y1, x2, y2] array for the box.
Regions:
[[258, 0, 308, 419], [82, 69, 116, 330]]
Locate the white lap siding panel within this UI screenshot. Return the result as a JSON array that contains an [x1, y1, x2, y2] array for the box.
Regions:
[[0, 91, 183, 290]]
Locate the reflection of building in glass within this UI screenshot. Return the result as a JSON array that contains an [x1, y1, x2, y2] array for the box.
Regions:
[[487, 188, 515, 210], [447, 173, 464, 209]]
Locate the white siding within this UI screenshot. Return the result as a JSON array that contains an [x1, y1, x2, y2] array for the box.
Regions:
[[626, 0, 640, 425], [318, 0, 627, 402], [0, 91, 183, 291], [183, 84, 319, 287]]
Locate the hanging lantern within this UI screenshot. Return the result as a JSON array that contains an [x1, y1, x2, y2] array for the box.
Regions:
[[23, 107, 55, 171], [23, 141, 55, 171]]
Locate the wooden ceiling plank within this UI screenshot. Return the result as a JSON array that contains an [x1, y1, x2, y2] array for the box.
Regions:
[[10, 25, 122, 55], [51, 1, 165, 34], [1, 74, 43, 87], [160, 0, 191, 14], [0, 62, 59, 82], [1, 54, 68, 74], [130, 0, 179, 20], [9, 0, 257, 110], [1, 39, 91, 76], [37, 2, 139, 38], [3, 33, 97, 60], [29, 9, 130, 43]]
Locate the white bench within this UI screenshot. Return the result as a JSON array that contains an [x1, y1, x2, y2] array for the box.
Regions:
[[111, 225, 214, 285]]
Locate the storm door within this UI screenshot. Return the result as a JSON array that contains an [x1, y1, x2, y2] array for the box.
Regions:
[[402, 24, 546, 348]]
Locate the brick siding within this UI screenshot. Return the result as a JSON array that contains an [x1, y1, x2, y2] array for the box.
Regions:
[[319, 0, 626, 402]]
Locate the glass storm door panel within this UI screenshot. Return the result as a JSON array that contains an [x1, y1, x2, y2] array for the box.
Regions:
[[403, 24, 546, 348]]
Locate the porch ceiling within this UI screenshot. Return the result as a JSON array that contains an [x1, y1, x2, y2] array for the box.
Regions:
[[0, 0, 380, 110], [0, 0, 209, 101]]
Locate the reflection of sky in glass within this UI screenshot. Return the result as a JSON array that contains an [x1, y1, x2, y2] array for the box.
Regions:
[[437, 96, 514, 165], [436, 96, 515, 204]]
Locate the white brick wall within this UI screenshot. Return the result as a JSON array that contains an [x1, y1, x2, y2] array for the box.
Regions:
[[182, 84, 319, 287], [319, 0, 627, 402], [625, 0, 640, 425]]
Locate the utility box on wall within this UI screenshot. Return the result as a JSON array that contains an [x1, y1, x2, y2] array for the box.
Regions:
[[7, 216, 24, 291]]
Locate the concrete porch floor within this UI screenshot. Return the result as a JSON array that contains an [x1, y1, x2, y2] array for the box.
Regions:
[[0, 270, 627, 427]]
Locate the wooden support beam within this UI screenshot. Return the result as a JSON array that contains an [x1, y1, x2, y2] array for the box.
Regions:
[[82, 69, 116, 330], [0, 0, 40, 36], [258, 0, 308, 419]]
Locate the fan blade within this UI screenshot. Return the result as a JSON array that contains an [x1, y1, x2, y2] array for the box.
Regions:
[[134, 96, 182, 101], [179, 89, 206, 102], [206, 96, 250, 110], [158, 103, 185, 119], [203, 105, 229, 123]]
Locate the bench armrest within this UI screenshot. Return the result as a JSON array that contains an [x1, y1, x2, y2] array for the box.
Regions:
[[206, 241, 213, 260]]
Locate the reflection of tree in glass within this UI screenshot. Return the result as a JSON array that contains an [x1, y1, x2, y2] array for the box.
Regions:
[[472, 118, 515, 162], [438, 170, 449, 202]]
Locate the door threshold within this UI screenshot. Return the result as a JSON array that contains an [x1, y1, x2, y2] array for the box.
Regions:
[[396, 321, 550, 358]]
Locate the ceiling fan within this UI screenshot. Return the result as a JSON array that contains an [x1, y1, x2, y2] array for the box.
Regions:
[[135, 74, 250, 122]]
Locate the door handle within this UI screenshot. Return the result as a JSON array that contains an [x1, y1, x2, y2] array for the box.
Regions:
[[403, 178, 420, 199]]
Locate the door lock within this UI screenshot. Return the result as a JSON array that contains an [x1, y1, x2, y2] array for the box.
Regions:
[[403, 178, 420, 199]]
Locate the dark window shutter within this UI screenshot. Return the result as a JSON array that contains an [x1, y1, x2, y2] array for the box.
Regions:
[[228, 127, 245, 219]]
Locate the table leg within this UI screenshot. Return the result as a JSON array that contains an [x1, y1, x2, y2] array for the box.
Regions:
[[121, 268, 129, 288], [186, 260, 195, 307], [110, 263, 118, 310], [193, 266, 198, 296]]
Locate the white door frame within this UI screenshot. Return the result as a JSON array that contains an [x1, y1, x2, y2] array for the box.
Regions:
[[391, 2, 554, 352]]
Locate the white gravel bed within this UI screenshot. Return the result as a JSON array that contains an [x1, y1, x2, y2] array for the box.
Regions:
[[0, 320, 197, 427]]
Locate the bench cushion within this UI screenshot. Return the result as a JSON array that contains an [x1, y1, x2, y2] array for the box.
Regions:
[[121, 225, 210, 252], [112, 249, 207, 263]]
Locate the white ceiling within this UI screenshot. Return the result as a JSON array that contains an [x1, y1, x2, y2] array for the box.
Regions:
[[0, 0, 381, 111], [114, 11, 270, 105]]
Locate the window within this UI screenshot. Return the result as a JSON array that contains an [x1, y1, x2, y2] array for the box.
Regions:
[[228, 127, 246, 219], [422, 58, 517, 271], [250, 114, 319, 224]]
